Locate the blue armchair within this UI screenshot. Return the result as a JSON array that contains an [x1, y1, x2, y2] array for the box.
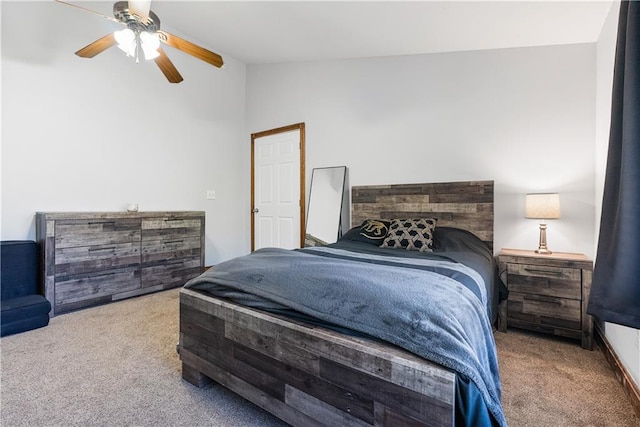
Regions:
[[1, 240, 51, 337]]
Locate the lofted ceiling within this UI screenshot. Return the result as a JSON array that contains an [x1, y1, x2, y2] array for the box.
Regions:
[[55, 1, 615, 65]]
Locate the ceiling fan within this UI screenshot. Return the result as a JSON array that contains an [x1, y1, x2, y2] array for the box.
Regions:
[[56, 0, 224, 83]]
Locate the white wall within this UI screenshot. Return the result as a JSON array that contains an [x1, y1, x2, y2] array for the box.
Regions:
[[595, 0, 640, 387], [247, 44, 596, 256], [1, 1, 251, 265]]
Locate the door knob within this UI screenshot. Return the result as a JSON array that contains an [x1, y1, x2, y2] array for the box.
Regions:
[[252, 208, 259, 213]]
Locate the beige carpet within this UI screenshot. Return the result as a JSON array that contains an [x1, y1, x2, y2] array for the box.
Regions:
[[495, 329, 639, 426], [1, 288, 638, 426]]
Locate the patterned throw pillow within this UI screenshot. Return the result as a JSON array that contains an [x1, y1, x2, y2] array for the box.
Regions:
[[380, 218, 437, 252], [349, 219, 391, 245]]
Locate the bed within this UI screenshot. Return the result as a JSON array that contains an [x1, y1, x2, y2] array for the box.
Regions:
[[179, 180, 506, 426]]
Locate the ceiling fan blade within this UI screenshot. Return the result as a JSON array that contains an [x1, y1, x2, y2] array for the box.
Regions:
[[128, 0, 151, 24], [55, 0, 122, 25], [157, 30, 224, 68], [75, 33, 117, 58], [154, 47, 184, 83]]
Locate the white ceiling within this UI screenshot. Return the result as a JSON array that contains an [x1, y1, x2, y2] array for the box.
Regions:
[[59, 1, 615, 65]]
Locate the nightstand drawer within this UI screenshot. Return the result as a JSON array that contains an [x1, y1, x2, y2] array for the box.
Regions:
[[508, 291, 581, 330], [507, 263, 581, 300]]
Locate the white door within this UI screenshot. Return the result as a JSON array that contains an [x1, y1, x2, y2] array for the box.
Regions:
[[251, 123, 305, 251]]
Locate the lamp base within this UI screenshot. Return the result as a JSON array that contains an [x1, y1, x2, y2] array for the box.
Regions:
[[535, 222, 552, 255]]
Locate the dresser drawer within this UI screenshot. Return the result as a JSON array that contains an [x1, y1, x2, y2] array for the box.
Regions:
[[141, 258, 203, 289], [142, 218, 202, 241], [54, 267, 141, 312], [508, 291, 581, 330], [141, 236, 202, 264], [55, 219, 141, 248], [55, 242, 141, 276], [507, 263, 581, 300]]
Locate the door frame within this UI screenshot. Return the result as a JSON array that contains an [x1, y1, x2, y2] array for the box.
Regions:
[[251, 122, 306, 251]]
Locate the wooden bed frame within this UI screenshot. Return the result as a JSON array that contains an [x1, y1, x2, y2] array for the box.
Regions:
[[179, 180, 494, 426]]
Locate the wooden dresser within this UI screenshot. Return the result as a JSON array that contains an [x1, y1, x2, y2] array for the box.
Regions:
[[36, 211, 205, 317], [497, 248, 593, 350]]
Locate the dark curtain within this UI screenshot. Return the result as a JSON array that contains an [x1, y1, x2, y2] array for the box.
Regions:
[[588, 1, 640, 329]]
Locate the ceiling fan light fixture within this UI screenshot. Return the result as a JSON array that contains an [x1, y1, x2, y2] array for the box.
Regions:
[[114, 28, 136, 57], [58, 0, 223, 83], [140, 31, 160, 60]]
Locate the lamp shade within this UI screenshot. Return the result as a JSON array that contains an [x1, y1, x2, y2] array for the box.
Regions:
[[525, 193, 561, 219]]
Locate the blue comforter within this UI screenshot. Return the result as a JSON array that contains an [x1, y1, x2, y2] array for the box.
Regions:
[[185, 244, 506, 426]]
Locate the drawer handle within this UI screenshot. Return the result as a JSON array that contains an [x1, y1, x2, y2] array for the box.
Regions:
[[527, 294, 562, 304], [90, 271, 116, 278], [164, 240, 184, 244], [524, 268, 563, 276], [89, 246, 116, 252], [88, 221, 116, 225], [164, 219, 184, 222]]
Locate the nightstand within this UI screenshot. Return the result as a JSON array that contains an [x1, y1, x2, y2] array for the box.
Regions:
[[497, 248, 594, 350]]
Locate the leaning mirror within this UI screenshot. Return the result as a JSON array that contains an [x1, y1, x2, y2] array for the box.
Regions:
[[305, 166, 348, 247]]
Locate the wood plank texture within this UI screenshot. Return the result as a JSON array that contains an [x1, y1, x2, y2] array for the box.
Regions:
[[506, 264, 581, 300], [351, 181, 494, 250], [180, 288, 455, 427], [35, 211, 205, 317], [55, 242, 141, 277], [498, 249, 594, 349], [141, 237, 201, 264], [55, 218, 141, 248], [141, 216, 204, 289], [141, 259, 203, 288]]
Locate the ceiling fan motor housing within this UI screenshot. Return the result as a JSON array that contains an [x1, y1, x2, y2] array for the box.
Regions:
[[113, 1, 160, 32]]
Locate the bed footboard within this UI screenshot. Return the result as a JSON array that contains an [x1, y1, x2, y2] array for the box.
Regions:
[[179, 288, 455, 426]]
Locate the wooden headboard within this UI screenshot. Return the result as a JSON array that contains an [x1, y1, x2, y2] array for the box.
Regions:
[[351, 180, 494, 250]]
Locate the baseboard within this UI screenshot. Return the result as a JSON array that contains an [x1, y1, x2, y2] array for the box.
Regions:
[[594, 324, 640, 418]]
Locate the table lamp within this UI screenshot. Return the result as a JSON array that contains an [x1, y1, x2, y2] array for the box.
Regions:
[[525, 193, 560, 254]]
